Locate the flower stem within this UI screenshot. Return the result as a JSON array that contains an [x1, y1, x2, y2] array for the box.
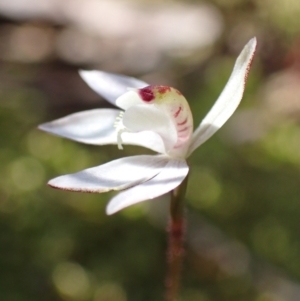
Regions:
[[165, 175, 189, 301]]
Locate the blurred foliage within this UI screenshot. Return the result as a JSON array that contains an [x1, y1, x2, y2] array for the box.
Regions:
[[1, 0, 300, 301]]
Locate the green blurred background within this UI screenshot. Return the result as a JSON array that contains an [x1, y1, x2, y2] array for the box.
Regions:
[[1, 0, 300, 300]]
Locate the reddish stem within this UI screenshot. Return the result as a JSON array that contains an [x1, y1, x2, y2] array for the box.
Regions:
[[165, 216, 185, 301], [165, 176, 188, 301]]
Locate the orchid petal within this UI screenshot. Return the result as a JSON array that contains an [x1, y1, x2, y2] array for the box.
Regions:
[[122, 104, 177, 152], [188, 37, 257, 156], [106, 159, 189, 215], [48, 155, 169, 193], [38, 109, 165, 153], [39, 109, 121, 145], [79, 70, 148, 108]]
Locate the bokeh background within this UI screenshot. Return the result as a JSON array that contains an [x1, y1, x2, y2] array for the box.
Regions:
[[1, 0, 300, 300]]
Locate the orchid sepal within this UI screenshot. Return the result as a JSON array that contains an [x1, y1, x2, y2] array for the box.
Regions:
[[187, 37, 257, 156]]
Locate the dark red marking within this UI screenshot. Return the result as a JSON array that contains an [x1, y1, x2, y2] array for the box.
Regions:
[[139, 86, 155, 102], [157, 85, 171, 94], [243, 43, 257, 88], [177, 117, 188, 126], [244, 52, 255, 85], [178, 126, 189, 133], [174, 106, 182, 118]]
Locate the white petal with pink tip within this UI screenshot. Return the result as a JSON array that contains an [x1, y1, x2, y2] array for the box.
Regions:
[[188, 37, 257, 156], [48, 155, 170, 193], [106, 158, 189, 215]]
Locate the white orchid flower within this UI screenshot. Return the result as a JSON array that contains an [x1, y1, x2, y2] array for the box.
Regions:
[[39, 38, 257, 215]]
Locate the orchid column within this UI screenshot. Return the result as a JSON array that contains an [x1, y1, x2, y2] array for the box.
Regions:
[[39, 38, 257, 301]]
